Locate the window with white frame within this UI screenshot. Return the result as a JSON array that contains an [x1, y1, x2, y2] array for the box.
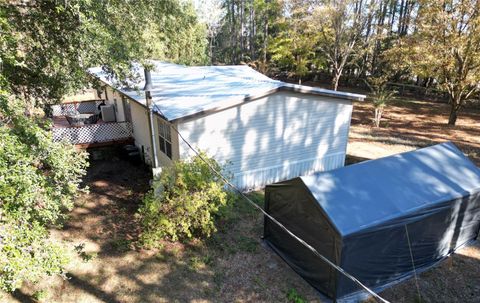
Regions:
[[158, 120, 172, 159]]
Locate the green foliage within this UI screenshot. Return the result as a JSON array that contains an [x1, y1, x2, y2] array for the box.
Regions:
[[390, 0, 480, 125], [1, 0, 207, 292], [0, 219, 69, 292], [188, 254, 214, 272], [311, 0, 369, 90], [366, 76, 396, 127], [366, 77, 395, 107], [139, 153, 233, 245], [269, 23, 317, 81], [1, 0, 207, 107], [0, 99, 88, 225], [212, 0, 283, 64], [371, 88, 395, 110], [0, 94, 88, 291], [32, 289, 48, 301], [286, 288, 307, 303], [236, 235, 258, 253], [74, 244, 97, 263], [267, 2, 323, 81], [108, 238, 133, 253]]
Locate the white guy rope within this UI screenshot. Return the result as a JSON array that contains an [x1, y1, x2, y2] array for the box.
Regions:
[[152, 103, 390, 303], [405, 224, 422, 302]]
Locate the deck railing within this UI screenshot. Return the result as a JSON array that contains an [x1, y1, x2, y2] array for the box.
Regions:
[[51, 100, 104, 116], [52, 122, 133, 145]]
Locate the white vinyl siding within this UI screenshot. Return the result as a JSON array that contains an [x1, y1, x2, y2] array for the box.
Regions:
[[104, 86, 126, 122], [177, 91, 353, 190], [129, 100, 179, 167], [130, 101, 152, 165]]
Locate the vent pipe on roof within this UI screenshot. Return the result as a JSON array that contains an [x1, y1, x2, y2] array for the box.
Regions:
[[143, 67, 159, 170], [143, 68, 153, 91]]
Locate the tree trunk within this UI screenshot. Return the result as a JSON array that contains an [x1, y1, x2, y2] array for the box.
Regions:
[[231, 0, 237, 63], [209, 35, 214, 64], [250, 0, 255, 60], [211, 35, 216, 63], [389, 0, 397, 33], [448, 102, 459, 126], [240, 0, 244, 58], [263, 12, 268, 64], [374, 107, 383, 127], [331, 72, 341, 91]]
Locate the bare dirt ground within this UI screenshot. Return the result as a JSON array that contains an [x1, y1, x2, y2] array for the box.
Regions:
[[7, 155, 319, 303], [348, 98, 480, 165], [5, 98, 480, 303], [378, 241, 480, 303]]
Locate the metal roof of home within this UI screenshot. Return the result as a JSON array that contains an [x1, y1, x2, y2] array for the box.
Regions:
[[88, 61, 366, 122], [301, 142, 480, 236]]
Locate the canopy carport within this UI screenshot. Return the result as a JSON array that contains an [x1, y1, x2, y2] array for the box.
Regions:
[[264, 142, 480, 302]]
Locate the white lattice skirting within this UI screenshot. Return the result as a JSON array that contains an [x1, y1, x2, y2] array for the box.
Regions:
[[52, 122, 133, 145]]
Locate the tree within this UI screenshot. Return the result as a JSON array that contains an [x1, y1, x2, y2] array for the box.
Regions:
[[393, 0, 480, 125], [313, 0, 371, 90], [195, 0, 226, 63], [0, 0, 208, 291], [1, 0, 207, 108], [269, 1, 318, 82], [0, 91, 88, 291], [212, 0, 283, 65], [208, 0, 430, 95]]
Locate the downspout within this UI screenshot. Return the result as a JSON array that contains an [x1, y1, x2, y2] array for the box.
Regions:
[[144, 68, 159, 169]]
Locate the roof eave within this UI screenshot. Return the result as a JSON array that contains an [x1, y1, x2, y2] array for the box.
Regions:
[[280, 85, 366, 102]]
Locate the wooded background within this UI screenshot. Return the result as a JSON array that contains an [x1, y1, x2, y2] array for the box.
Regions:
[[198, 0, 480, 125]]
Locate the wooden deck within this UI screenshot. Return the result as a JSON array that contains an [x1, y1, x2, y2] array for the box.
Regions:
[[52, 116, 108, 128], [75, 138, 134, 149], [51, 100, 134, 147]]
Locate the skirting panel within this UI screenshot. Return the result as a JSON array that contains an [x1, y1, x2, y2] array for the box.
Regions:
[[233, 152, 345, 191]]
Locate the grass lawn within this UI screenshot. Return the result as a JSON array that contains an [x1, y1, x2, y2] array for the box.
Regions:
[[5, 97, 480, 303]]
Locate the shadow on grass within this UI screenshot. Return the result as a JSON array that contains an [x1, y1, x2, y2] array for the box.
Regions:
[[350, 99, 480, 165], [67, 274, 123, 303], [11, 290, 35, 303], [9, 156, 480, 303], [59, 192, 271, 303]]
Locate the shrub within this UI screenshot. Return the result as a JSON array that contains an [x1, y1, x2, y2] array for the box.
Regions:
[[0, 219, 69, 292], [0, 99, 88, 225], [366, 76, 396, 127], [0, 95, 88, 291], [138, 152, 233, 245]]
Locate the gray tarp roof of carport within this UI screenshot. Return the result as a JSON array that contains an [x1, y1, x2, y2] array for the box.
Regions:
[[301, 142, 480, 236]]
